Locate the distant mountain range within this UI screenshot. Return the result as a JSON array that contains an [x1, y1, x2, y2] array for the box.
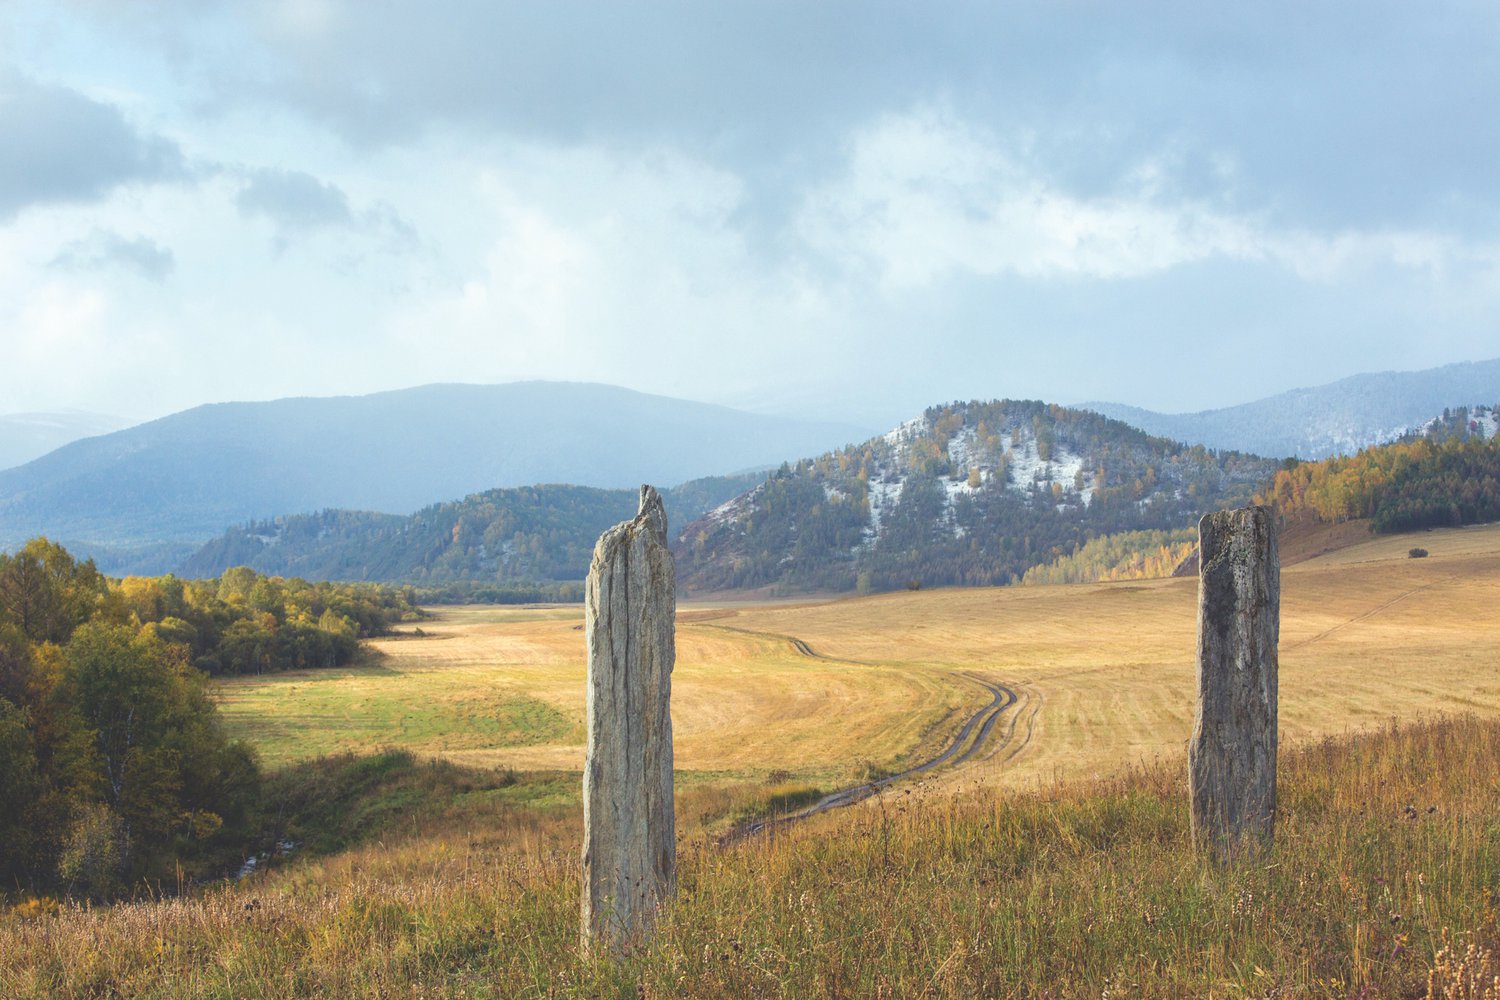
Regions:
[[179, 400, 1279, 593], [0, 411, 133, 472], [177, 392, 1500, 595], [6, 360, 1497, 583], [1079, 358, 1500, 459], [0, 382, 871, 574]]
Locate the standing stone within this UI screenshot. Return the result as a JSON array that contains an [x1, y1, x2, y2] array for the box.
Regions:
[[1189, 505, 1279, 863], [581, 485, 676, 956]]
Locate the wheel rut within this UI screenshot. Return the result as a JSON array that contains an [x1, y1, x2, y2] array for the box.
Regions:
[[721, 670, 1034, 845]]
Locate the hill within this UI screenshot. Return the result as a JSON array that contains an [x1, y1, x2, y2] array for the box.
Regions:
[[1080, 356, 1500, 458], [0, 382, 869, 574], [179, 473, 764, 584], [673, 399, 1280, 594], [1259, 407, 1500, 533], [0, 411, 131, 472]]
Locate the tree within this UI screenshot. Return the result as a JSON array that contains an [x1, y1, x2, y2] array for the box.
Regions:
[[0, 539, 110, 644], [56, 623, 259, 883], [0, 698, 42, 878]]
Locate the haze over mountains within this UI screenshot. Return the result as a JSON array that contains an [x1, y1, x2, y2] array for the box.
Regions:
[[0, 411, 133, 471], [1080, 358, 1500, 459], [1, 359, 1497, 578], [181, 399, 1283, 595], [0, 383, 870, 573]]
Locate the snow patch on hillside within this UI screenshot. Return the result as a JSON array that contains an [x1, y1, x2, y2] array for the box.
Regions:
[[1417, 404, 1498, 441], [883, 417, 925, 447], [1001, 433, 1091, 506]]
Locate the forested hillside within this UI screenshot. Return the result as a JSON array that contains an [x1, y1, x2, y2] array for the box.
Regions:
[[675, 400, 1279, 593], [1260, 407, 1500, 533], [181, 474, 764, 585]]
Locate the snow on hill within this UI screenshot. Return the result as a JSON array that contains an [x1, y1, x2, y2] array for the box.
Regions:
[[675, 399, 1279, 594]]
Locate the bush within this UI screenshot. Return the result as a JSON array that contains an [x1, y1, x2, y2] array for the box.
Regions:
[[1409, 547, 1430, 558]]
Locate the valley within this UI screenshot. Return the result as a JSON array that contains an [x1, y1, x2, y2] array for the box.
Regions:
[[10, 520, 1500, 997], [10, 5, 1500, 989], [216, 521, 1500, 809]]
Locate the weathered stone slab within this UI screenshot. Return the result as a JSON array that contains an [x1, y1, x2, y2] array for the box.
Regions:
[[581, 485, 676, 956], [1189, 504, 1279, 863]]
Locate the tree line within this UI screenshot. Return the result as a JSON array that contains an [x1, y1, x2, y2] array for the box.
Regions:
[[1259, 428, 1500, 533], [180, 474, 766, 586], [0, 539, 422, 900], [1018, 528, 1197, 586]]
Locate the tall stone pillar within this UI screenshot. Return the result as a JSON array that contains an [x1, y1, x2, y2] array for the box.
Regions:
[[1189, 505, 1279, 863], [581, 485, 676, 956]]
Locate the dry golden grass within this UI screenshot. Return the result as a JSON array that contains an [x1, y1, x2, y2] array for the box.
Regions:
[[217, 522, 1500, 799], [10, 714, 1500, 997], [728, 521, 1500, 792]]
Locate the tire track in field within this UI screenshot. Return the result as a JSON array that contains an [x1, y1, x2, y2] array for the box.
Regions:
[[722, 672, 1033, 844], [694, 623, 866, 664], [1283, 574, 1461, 651]]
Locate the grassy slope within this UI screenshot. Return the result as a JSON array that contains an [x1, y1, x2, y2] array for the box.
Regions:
[[6, 716, 1500, 996]]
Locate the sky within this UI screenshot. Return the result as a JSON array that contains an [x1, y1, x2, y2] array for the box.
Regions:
[[2, 1, 1498, 429]]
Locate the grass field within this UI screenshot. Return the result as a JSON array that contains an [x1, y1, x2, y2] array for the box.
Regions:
[[216, 521, 1500, 797]]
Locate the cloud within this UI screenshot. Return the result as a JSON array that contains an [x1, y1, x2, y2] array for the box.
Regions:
[[235, 167, 353, 231], [5, 3, 1500, 425], [795, 108, 1500, 293], [78, 1, 1484, 239], [49, 231, 175, 281], [0, 75, 183, 220]]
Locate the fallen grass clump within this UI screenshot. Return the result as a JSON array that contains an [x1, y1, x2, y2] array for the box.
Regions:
[[6, 715, 1500, 997]]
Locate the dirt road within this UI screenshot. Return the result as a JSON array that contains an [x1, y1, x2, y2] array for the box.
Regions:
[[725, 669, 1032, 843]]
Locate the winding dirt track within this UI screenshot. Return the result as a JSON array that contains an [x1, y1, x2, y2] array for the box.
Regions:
[[722, 664, 1034, 844]]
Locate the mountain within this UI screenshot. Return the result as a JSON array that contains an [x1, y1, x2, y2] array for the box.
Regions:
[[1079, 358, 1500, 459], [0, 411, 132, 472], [179, 473, 764, 583], [0, 382, 871, 573], [673, 400, 1281, 594]]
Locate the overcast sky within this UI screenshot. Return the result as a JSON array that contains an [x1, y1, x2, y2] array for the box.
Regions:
[[2, 1, 1498, 428]]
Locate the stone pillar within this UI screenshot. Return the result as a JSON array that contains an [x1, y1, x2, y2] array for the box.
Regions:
[[581, 485, 676, 956], [1189, 505, 1279, 863]]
